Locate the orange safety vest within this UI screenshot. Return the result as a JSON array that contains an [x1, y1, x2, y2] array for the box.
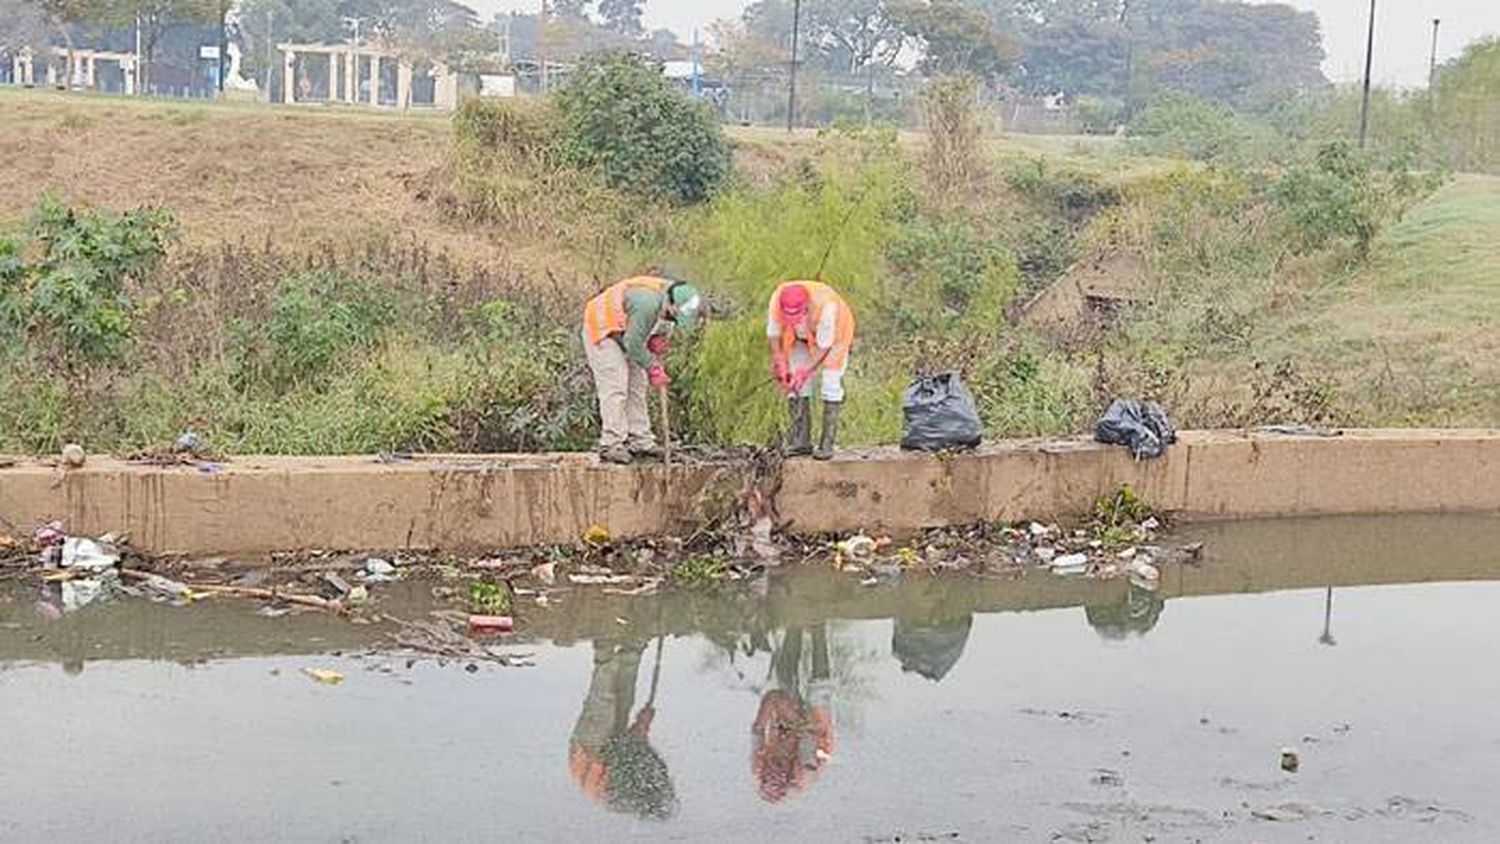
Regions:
[[769, 281, 855, 370], [583, 276, 670, 345]]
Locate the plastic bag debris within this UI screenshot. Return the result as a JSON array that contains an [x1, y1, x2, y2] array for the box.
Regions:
[[61, 577, 109, 611], [900, 372, 983, 452], [1095, 398, 1177, 460], [360, 558, 398, 583], [1050, 553, 1089, 575], [837, 534, 878, 561], [303, 668, 344, 685], [61, 537, 119, 572]]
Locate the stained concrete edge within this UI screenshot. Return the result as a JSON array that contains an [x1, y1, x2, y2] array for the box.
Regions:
[[3, 429, 1499, 555]]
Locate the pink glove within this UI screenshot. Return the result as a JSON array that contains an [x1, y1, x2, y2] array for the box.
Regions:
[[648, 362, 670, 388], [647, 335, 670, 356], [789, 366, 814, 392], [772, 354, 790, 385]]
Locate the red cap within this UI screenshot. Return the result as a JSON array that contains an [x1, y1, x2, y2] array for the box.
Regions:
[[778, 284, 810, 319]]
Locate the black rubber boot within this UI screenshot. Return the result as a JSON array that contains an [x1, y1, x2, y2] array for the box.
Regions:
[[813, 401, 842, 461], [786, 397, 813, 456]]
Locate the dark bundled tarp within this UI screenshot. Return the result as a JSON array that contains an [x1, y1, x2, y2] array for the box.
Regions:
[[1095, 398, 1177, 459], [900, 372, 983, 452]]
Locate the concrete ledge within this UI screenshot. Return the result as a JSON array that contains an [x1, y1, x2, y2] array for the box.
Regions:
[[3, 429, 1500, 555]]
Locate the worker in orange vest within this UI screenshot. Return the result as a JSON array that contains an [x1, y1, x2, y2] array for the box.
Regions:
[[582, 276, 703, 464], [766, 281, 855, 460]]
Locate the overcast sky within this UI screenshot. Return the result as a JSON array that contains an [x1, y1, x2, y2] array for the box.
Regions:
[[474, 1, 1500, 87]]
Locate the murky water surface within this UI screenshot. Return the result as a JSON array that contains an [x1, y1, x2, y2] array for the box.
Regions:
[[5, 514, 1500, 842]]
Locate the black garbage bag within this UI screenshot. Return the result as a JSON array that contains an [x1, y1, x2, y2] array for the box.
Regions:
[[1095, 398, 1177, 459], [900, 372, 983, 451]]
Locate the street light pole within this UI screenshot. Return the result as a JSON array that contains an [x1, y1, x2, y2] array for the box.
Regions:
[[787, 0, 802, 132], [539, 0, 549, 95], [1357, 0, 1377, 148], [1428, 18, 1441, 89], [1428, 18, 1441, 125]]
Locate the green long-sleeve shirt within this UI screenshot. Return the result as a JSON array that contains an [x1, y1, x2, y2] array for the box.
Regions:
[[620, 288, 666, 369]]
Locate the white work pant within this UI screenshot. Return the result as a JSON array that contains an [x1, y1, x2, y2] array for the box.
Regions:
[[583, 330, 656, 451], [789, 341, 848, 402]]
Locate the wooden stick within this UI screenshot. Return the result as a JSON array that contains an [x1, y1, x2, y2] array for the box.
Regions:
[[120, 568, 345, 613], [658, 385, 673, 466]]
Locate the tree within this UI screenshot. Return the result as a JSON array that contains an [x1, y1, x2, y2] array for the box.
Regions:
[[809, 0, 906, 75], [32, 0, 112, 86], [596, 0, 643, 36], [120, 0, 222, 92], [551, 0, 591, 22], [554, 52, 730, 203], [1434, 37, 1500, 172], [0, 0, 51, 56], [892, 0, 1018, 82]]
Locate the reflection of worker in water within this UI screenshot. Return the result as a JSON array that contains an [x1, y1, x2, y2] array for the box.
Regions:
[[751, 625, 836, 803], [569, 638, 678, 820], [891, 613, 973, 682], [1084, 583, 1166, 639]]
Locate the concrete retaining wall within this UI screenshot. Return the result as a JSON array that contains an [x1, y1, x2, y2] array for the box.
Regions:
[[3, 429, 1499, 555]]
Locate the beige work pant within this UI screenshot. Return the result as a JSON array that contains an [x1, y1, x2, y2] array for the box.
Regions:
[[583, 329, 656, 451]]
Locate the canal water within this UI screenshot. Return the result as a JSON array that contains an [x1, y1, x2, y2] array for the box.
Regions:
[[4, 514, 1499, 842]]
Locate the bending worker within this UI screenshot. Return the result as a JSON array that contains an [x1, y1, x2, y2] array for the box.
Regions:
[[583, 275, 703, 465], [767, 280, 855, 460]]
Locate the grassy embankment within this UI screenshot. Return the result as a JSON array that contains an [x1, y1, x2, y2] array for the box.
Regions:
[[0, 87, 1495, 455]]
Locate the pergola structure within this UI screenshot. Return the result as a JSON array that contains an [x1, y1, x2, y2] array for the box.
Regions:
[[9, 47, 137, 94], [276, 42, 458, 110]]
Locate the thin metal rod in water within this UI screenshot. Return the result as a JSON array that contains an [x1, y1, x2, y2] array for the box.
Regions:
[[1358, 0, 1377, 148]]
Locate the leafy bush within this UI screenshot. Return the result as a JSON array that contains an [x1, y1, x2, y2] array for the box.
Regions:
[[886, 219, 1018, 318], [1128, 93, 1274, 165], [553, 52, 731, 205], [1271, 140, 1443, 259], [453, 97, 560, 162], [232, 270, 397, 393], [0, 199, 175, 381]]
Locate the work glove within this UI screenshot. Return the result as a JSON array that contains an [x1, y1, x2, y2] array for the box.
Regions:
[[647, 334, 670, 356], [789, 366, 814, 393], [648, 362, 671, 389]]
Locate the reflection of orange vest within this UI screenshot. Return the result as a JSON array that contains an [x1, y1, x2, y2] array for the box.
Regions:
[[570, 743, 609, 803], [583, 276, 670, 345], [769, 281, 855, 370]]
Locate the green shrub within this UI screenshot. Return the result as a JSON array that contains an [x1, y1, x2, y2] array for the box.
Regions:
[[1128, 93, 1275, 165], [1271, 140, 1442, 259], [553, 52, 731, 205], [0, 199, 175, 381], [886, 219, 1019, 318], [453, 97, 560, 161], [233, 270, 397, 393]]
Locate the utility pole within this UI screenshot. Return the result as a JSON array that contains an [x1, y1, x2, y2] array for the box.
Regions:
[[539, 0, 549, 94], [787, 0, 802, 132], [134, 14, 143, 95], [1357, 0, 1377, 149], [217, 0, 227, 97], [1428, 18, 1441, 126], [264, 9, 274, 103], [1428, 18, 1441, 89]]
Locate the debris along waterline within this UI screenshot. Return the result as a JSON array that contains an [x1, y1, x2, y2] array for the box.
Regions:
[[2, 484, 1197, 669]]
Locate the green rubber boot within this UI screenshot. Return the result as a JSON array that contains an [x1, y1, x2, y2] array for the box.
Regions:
[[786, 397, 813, 456], [813, 401, 842, 461]]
